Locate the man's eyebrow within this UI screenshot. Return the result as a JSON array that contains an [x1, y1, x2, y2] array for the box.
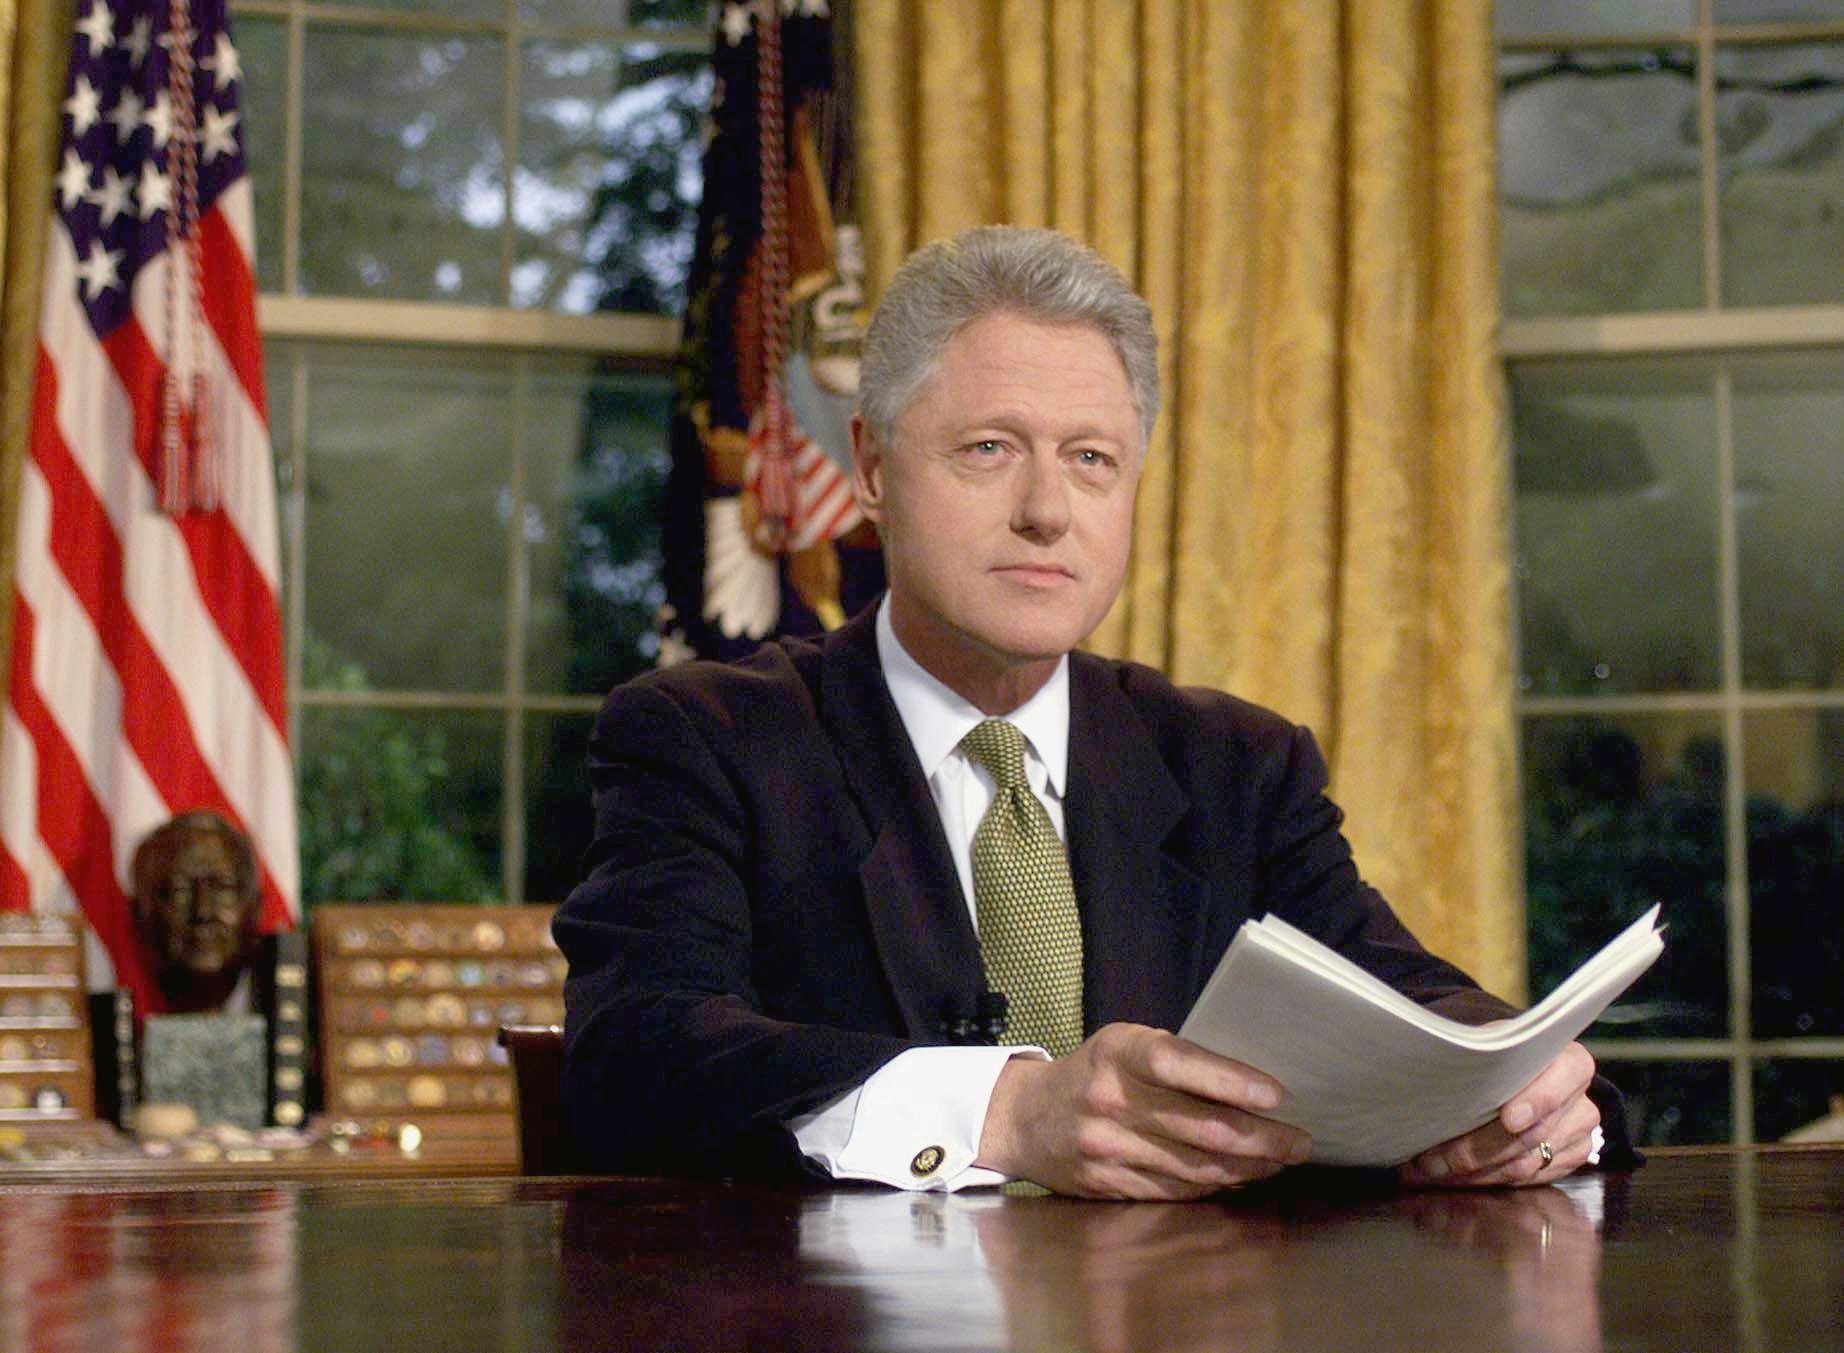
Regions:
[[948, 413, 1131, 444]]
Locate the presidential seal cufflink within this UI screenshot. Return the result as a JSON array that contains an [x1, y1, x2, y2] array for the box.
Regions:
[[910, 1145, 945, 1178]]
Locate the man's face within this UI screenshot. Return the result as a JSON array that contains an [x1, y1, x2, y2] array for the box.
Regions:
[[141, 832, 254, 976], [852, 312, 1144, 697]]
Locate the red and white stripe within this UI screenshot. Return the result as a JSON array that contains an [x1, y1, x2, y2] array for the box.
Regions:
[[0, 171, 296, 1005], [743, 417, 862, 554]]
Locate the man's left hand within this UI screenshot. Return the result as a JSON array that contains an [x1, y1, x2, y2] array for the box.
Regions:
[[1398, 1042, 1600, 1189]]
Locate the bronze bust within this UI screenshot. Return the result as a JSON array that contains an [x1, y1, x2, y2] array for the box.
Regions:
[[131, 811, 262, 1013]]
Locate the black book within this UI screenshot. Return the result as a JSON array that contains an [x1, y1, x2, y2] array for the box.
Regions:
[[254, 931, 311, 1128], [89, 988, 137, 1129]]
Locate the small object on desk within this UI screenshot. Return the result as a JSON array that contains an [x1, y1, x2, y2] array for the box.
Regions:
[[136, 1102, 201, 1139], [427, 994, 467, 1027], [31, 1086, 66, 1113]]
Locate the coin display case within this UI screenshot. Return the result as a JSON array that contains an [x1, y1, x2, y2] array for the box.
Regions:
[[312, 905, 562, 1145], [0, 913, 95, 1121]]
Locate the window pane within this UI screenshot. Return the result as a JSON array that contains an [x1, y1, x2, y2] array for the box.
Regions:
[[1513, 363, 1721, 694], [518, 0, 714, 25], [1717, 0, 1844, 22], [344, 0, 503, 17], [1733, 355, 1844, 689], [266, 346, 300, 678], [523, 363, 671, 697], [515, 41, 709, 314], [1754, 1060, 1844, 1143], [524, 712, 595, 904], [1718, 44, 1844, 308], [1500, 48, 1703, 316], [303, 347, 511, 692], [1525, 714, 1729, 1037], [237, 16, 287, 294], [1497, 0, 1694, 38], [297, 707, 502, 906], [1747, 710, 1844, 1038], [300, 28, 506, 303], [1596, 1060, 1732, 1145]]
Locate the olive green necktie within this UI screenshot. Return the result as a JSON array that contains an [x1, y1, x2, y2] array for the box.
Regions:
[[960, 719, 1085, 1058]]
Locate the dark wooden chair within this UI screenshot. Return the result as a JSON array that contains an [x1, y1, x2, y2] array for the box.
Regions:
[[496, 1024, 574, 1175]]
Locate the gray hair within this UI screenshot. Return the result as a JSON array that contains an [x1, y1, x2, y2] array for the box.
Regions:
[[857, 226, 1160, 447]]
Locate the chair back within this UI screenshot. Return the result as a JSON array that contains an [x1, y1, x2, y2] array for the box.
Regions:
[[497, 1023, 573, 1175]]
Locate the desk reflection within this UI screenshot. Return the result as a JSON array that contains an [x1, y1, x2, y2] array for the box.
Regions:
[[0, 1149, 1837, 1352], [794, 1175, 1607, 1353], [0, 1188, 296, 1352]]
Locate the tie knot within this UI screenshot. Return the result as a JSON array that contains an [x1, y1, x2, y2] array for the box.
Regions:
[[961, 719, 1030, 790]]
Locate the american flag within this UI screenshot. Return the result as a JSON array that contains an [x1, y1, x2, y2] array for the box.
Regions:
[[0, 0, 297, 1007], [656, 0, 883, 663]]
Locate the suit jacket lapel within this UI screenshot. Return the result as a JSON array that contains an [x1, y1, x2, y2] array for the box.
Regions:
[[1066, 655, 1209, 1032], [818, 609, 987, 1041]]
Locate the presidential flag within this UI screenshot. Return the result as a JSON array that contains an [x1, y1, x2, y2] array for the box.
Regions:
[[0, 0, 297, 1007], [657, 0, 885, 663]]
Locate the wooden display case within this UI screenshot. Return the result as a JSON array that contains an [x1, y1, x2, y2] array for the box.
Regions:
[[311, 904, 562, 1151], [0, 913, 95, 1121]]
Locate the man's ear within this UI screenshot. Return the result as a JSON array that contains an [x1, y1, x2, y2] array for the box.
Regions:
[[849, 414, 885, 524]]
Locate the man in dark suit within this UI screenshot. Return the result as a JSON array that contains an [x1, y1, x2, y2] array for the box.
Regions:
[[555, 226, 1606, 1197]]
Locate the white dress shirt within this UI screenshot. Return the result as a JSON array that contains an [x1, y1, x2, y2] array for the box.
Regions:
[[788, 598, 1068, 1190]]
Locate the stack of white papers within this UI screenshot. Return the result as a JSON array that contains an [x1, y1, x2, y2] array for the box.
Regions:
[[1176, 906, 1665, 1166]]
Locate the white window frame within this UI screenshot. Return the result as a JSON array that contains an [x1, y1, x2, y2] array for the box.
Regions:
[[236, 0, 705, 902], [1502, 0, 1844, 1144]]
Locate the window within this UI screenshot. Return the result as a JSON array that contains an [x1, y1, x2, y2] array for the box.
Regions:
[[1499, 0, 1844, 1144], [233, 0, 711, 905]]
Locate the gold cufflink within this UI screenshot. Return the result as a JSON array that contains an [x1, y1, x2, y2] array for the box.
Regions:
[[910, 1145, 945, 1177]]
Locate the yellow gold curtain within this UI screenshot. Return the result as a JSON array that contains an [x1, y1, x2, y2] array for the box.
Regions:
[[857, 0, 1524, 999], [0, 0, 70, 715]]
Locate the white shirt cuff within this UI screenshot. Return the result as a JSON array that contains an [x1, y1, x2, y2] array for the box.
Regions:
[[790, 1045, 1045, 1191]]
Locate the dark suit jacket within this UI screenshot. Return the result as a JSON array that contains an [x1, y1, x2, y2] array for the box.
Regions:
[[554, 605, 1549, 1181]]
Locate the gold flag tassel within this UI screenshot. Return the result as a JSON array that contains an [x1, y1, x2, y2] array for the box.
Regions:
[[749, 1, 795, 553], [745, 2, 846, 629], [157, 0, 218, 517]]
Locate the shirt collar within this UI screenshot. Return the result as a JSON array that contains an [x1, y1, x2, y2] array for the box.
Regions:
[[875, 595, 1070, 796]]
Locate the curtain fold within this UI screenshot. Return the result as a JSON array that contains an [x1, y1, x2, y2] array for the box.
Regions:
[[856, 0, 1524, 999], [0, 0, 69, 717]]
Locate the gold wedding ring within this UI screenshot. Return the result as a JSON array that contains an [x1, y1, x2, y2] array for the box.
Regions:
[[1538, 1139, 1554, 1166]]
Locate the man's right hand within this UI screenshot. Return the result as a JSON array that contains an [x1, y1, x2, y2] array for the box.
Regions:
[[973, 1023, 1311, 1198]]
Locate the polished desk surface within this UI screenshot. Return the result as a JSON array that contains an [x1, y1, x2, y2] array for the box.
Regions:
[[0, 1146, 1838, 1352], [0, 1120, 518, 1183]]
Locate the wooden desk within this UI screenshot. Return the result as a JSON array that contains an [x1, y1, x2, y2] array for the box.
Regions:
[[0, 1146, 1838, 1351]]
